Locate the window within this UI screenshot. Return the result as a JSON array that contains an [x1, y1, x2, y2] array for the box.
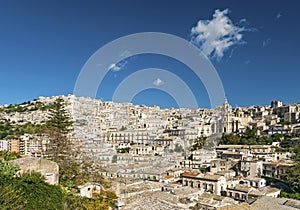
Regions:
[[45, 173, 55, 184], [210, 184, 214, 192]]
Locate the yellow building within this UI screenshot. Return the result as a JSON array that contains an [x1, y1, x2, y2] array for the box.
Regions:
[[10, 139, 20, 153]]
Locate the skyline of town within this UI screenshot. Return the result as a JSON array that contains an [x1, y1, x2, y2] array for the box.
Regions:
[[1, 93, 300, 208], [1, 93, 300, 109]]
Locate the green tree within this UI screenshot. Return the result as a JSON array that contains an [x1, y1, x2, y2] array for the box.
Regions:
[[44, 97, 78, 186], [286, 162, 300, 192], [243, 126, 258, 139], [271, 133, 283, 142], [174, 143, 184, 152], [191, 137, 207, 151], [0, 164, 64, 210], [0, 158, 19, 176], [0, 151, 21, 161], [46, 98, 73, 132], [112, 155, 118, 163], [43, 98, 106, 188], [286, 142, 300, 193], [220, 133, 241, 145], [0, 184, 25, 210], [17, 172, 64, 210], [116, 147, 130, 153]]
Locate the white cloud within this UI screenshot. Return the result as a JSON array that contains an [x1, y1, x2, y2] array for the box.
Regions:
[[190, 9, 246, 60], [153, 78, 165, 86], [276, 13, 282, 19], [263, 38, 271, 47], [240, 18, 247, 23], [108, 60, 128, 72], [108, 63, 121, 71], [108, 51, 135, 72]]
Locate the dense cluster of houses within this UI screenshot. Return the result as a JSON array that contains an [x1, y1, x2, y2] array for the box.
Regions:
[[1, 95, 300, 209]]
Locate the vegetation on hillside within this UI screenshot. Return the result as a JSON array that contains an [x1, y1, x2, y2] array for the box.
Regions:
[[220, 126, 296, 146], [219, 126, 300, 200], [0, 157, 63, 209], [0, 151, 21, 161], [0, 158, 117, 209], [0, 97, 117, 209], [257, 140, 300, 200], [117, 147, 131, 153], [0, 121, 45, 139], [0, 100, 55, 113], [282, 142, 300, 199], [191, 136, 207, 151], [42, 97, 77, 186], [0, 99, 58, 139]]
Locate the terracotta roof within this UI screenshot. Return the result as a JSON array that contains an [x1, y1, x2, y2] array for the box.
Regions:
[[182, 172, 200, 177], [163, 175, 174, 179], [263, 162, 279, 165], [183, 172, 223, 181]]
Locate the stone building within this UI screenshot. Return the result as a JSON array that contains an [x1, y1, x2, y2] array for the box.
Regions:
[[182, 172, 226, 195], [183, 149, 217, 169], [10, 139, 21, 153], [78, 182, 102, 198], [210, 159, 235, 174], [10, 157, 59, 185], [262, 161, 293, 180], [240, 160, 263, 178], [196, 193, 238, 209], [226, 184, 253, 201], [0, 140, 10, 151]]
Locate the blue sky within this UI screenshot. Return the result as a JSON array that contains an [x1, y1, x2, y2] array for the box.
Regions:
[[0, 0, 300, 108]]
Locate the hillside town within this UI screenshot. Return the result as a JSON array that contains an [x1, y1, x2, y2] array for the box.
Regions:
[[1, 95, 300, 209]]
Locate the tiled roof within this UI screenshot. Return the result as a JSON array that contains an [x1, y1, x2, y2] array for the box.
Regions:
[[163, 175, 174, 179], [227, 184, 252, 193], [218, 202, 255, 210], [202, 174, 222, 181], [251, 196, 300, 210], [182, 172, 200, 177]]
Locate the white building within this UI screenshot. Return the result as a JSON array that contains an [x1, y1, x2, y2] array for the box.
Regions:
[[0, 140, 10, 151]]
